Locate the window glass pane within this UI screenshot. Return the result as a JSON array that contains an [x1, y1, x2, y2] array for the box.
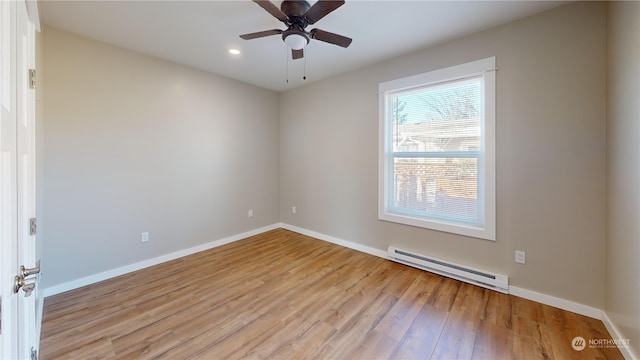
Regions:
[[392, 157, 479, 222], [392, 78, 481, 152]]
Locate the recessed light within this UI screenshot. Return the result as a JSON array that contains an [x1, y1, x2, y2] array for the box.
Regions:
[[229, 49, 241, 55]]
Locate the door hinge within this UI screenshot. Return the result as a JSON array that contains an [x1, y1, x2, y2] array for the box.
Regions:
[[29, 217, 37, 236], [31, 347, 38, 360], [29, 69, 36, 89]]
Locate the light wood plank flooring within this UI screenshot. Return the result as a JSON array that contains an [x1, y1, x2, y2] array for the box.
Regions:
[[40, 228, 624, 359]]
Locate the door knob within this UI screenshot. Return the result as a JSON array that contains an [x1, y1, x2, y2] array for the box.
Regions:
[[13, 275, 23, 293], [20, 263, 40, 277], [13, 275, 36, 297]]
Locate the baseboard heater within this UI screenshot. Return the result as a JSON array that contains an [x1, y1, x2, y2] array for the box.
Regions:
[[388, 246, 509, 294]]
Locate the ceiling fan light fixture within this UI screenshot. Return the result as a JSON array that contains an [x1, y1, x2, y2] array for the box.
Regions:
[[284, 33, 308, 50]]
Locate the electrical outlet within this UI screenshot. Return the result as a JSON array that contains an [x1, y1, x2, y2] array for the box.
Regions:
[[515, 250, 526, 264], [292, 206, 296, 214], [248, 209, 253, 218], [141, 232, 149, 243]]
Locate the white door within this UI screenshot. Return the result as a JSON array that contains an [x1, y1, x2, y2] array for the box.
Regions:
[[0, 0, 20, 356], [1, 0, 39, 359], [16, 0, 38, 357]]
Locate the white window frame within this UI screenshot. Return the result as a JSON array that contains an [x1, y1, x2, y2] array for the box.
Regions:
[[378, 57, 496, 241]]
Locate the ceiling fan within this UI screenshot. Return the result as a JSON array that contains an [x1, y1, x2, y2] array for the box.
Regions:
[[240, 0, 352, 60]]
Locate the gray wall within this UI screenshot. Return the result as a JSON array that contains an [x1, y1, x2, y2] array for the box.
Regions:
[[280, 2, 607, 308], [606, 1, 640, 356], [42, 27, 280, 288]]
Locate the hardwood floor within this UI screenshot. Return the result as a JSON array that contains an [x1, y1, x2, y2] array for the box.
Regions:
[[40, 228, 624, 360]]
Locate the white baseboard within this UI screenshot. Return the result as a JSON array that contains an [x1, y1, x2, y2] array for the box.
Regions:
[[43, 223, 281, 297], [601, 311, 639, 360], [278, 223, 388, 259], [509, 285, 602, 319]]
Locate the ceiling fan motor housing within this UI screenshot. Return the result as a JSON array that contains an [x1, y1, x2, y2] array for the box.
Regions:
[[281, 0, 311, 17]]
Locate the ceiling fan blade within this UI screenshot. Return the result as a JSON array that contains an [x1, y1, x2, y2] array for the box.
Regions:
[[239, 29, 283, 40], [310, 28, 352, 48], [252, 0, 288, 22], [304, 0, 345, 24], [292, 48, 304, 60]]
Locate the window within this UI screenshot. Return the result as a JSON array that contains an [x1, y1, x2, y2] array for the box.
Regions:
[[378, 57, 496, 240]]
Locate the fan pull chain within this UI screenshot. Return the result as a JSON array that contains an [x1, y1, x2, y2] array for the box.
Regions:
[[285, 47, 289, 83], [303, 55, 307, 80]]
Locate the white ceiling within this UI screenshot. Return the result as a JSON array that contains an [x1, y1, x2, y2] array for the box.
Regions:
[[39, 0, 567, 92]]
